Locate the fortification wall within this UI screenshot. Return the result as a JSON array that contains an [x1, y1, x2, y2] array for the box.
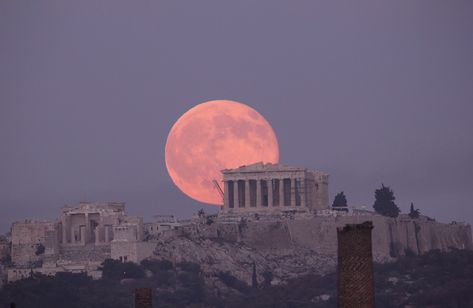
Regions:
[[210, 215, 472, 262], [7, 263, 103, 282], [57, 244, 111, 263], [0, 236, 9, 263], [111, 241, 156, 263], [388, 218, 472, 255], [10, 220, 57, 267]]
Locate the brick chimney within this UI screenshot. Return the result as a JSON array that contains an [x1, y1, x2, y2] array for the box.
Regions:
[[337, 221, 375, 308], [135, 288, 152, 308]]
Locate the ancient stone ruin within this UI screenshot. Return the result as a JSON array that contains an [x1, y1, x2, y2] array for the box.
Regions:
[[7, 202, 156, 282], [1, 162, 472, 287], [221, 162, 329, 214]]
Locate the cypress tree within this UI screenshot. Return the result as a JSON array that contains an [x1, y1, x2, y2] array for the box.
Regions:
[[251, 262, 258, 289], [332, 191, 348, 208], [373, 184, 400, 217], [409, 202, 420, 219]]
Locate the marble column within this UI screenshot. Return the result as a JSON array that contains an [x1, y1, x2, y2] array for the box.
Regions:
[[267, 179, 273, 207], [256, 179, 262, 207], [61, 216, 67, 244], [105, 226, 110, 243], [85, 213, 90, 244], [80, 226, 86, 245], [224, 181, 230, 209], [291, 178, 297, 207], [70, 217, 75, 244], [98, 216, 104, 243], [279, 178, 285, 206], [245, 180, 251, 208], [233, 181, 239, 209], [95, 228, 100, 245], [300, 178, 306, 207]]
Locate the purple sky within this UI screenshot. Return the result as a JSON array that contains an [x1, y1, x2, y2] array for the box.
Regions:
[[1, 1, 472, 233]]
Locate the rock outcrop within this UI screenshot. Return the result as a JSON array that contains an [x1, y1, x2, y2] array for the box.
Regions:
[[151, 213, 472, 288]]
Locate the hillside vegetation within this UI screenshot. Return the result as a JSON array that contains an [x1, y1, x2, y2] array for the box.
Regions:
[[1, 249, 472, 308]]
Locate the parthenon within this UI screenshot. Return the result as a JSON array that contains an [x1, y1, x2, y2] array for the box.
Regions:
[[221, 162, 329, 214]]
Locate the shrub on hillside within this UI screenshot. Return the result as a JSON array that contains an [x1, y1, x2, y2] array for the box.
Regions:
[[100, 259, 144, 280], [140, 259, 173, 273]]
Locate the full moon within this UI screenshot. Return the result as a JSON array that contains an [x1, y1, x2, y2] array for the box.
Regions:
[[165, 100, 279, 205]]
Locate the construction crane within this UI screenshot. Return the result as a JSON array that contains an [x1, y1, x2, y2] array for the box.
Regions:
[[212, 179, 224, 204]]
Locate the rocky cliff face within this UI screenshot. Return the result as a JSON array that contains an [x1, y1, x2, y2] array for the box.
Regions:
[[151, 214, 472, 288], [153, 234, 335, 289]]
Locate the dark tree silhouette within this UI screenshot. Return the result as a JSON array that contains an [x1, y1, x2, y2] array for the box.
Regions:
[[35, 243, 45, 256], [332, 191, 348, 211], [100, 259, 144, 280], [373, 184, 400, 217], [332, 191, 347, 207], [2, 252, 473, 308], [409, 202, 420, 219], [262, 271, 273, 287], [252, 262, 258, 289]]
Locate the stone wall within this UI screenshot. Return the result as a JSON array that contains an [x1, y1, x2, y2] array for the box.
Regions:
[[10, 220, 57, 267], [194, 214, 472, 262], [111, 241, 156, 263], [0, 236, 9, 263], [7, 242, 108, 283], [57, 244, 111, 263], [6, 268, 32, 282], [7, 263, 103, 283], [288, 216, 469, 260]]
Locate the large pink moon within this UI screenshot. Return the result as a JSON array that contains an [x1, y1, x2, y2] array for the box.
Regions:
[[165, 100, 279, 205]]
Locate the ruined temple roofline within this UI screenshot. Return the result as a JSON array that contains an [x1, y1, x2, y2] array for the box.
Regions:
[[61, 202, 126, 214], [11, 219, 54, 225], [221, 162, 328, 175]]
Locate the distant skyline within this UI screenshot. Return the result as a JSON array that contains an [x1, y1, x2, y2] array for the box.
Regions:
[[1, 1, 472, 233]]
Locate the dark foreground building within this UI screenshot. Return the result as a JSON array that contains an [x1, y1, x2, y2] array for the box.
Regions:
[[135, 288, 152, 308], [337, 221, 375, 308]]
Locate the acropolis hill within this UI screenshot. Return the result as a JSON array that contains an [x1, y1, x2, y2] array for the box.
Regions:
[[0, 163, 471, 287]]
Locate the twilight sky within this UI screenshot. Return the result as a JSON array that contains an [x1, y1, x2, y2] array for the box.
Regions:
[[1, 1, 472, 233]]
